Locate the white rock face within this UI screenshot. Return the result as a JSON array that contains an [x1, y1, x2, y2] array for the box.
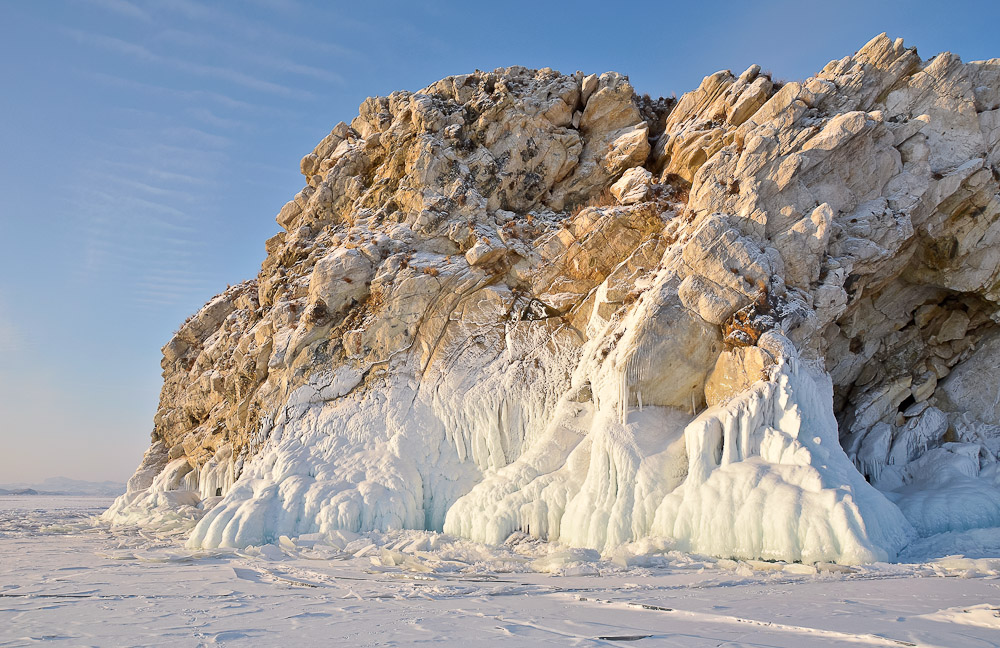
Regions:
[[611, 166, 653, 204], [107, 37, 1000, 565]]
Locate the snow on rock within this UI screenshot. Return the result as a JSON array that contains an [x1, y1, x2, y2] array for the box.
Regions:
[[108, 36, 1000, 565]]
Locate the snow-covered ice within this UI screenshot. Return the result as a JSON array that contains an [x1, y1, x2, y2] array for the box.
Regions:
[[5, 496, 1000, 646]]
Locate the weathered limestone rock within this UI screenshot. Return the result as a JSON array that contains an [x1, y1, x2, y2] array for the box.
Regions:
[[704, 346, 774, 406], [771, 203, 833, 289], [611, 166, 653, 204], [936, 331, 1000, 424], [307, 248, 375, 315], [109, 38, 1000, 564]]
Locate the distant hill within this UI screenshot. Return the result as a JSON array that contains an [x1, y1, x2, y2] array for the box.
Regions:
[[0, 478, 124, 497]]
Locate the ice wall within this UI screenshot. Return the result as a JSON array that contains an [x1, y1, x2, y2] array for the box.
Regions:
[[446, 360, 914, 564], [162, 346, 913, 564], [186, 320, 579, 549]]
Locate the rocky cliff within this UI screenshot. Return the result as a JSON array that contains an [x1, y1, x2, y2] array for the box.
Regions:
[[105, 34, 1000, 564]]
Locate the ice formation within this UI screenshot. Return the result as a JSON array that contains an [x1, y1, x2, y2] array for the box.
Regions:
[[447, 359, 913, 563], [106, 35, 1000, 564]]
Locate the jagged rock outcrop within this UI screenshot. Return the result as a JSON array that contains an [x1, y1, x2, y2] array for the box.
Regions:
[[106, 35, 1000, 564]]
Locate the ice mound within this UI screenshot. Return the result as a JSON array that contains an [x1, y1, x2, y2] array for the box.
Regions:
[[102, 457, 208, 534]]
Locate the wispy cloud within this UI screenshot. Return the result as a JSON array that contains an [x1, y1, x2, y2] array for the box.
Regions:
[[80, 233, 200, 263], [130, 266, 217, 307], [152, 0, 214, 20], [135, 274, 209, 289], [77, 223, 200, 257], [156, 28, 345, 84], [133, 286, 199, 299], [50, 8, 310, 313], [141, 167, 212, 186], [185, 107, 253, 131], [63, 27, 309, 97], [85, 70, 293, 117], [71, 147, 215, 195], [244, 0, 302, 13], [85, 171, 201, 203], [77, 132, 229, 180], [161, 125, 231, 150], [74, 218, 204, 297], [155, 0, 363, 59], [76, 187, 196, 230], [251, 25, 362, 61], [84, 0, 152, 22]]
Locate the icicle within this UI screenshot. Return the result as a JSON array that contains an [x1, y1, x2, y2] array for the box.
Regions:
[[620, 363, 628, 424]]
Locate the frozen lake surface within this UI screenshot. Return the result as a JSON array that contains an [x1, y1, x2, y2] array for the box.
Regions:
[[1, 496, 999, 646]]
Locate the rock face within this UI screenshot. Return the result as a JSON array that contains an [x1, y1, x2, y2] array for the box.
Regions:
[[106, 35, 1000, 564]]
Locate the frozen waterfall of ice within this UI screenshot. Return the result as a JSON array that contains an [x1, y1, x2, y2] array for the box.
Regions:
[[446, 359, 914, 564], [103, 337, 925, 565]]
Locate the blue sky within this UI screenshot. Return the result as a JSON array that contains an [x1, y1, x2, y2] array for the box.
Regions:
[[1, 0, 998, 483]]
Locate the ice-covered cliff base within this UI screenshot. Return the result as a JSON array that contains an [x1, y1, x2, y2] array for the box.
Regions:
[[111, 357, 1000, 564]]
